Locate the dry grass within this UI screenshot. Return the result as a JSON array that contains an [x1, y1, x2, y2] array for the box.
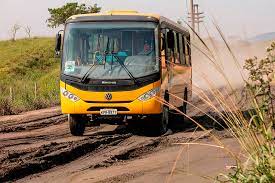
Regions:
[[164, 20, 275, 182]]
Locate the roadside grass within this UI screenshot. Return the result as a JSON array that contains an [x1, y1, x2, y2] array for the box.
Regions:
[[0, 38, 60, 115], [165, 23, 274, 182]]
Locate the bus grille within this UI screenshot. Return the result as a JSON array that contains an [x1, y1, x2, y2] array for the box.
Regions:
[[87, 107, 130, 112]]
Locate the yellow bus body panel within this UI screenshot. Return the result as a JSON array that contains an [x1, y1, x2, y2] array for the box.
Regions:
[[69, 10, 160, 21], [60, 80, 162, 115]]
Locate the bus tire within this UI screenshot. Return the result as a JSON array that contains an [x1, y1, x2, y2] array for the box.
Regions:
[[181, 89, 188, 115], [69, 114, 85, 136], [154, 106, 169, 135]]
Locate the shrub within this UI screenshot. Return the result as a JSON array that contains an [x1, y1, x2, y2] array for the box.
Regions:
[[0, 97, 15, 115], [213, 42, 275, 183]]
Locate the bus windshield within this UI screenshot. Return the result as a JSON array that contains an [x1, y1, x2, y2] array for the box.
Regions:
[[62, 22, 159, 80]]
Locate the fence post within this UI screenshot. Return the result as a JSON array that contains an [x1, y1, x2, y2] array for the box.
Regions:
[[9, 87, 13, 102], [34, 82, 37, 100]]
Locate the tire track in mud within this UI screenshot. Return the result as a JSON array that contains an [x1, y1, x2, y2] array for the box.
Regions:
[[0, 133, 132, 182], [0, 132, 68, 150], [0, 105, 232, 183], [19, 135, 170, 183], [0, 115, 67, 133], [0, 123, 70, 150], [91, 138, 162, 169], [89, 131, 215, 171], [0, 124, 109, 151]]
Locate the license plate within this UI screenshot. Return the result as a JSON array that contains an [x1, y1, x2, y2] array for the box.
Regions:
[[100, 109, 117, 116]]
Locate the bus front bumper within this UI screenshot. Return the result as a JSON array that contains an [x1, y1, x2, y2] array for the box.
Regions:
[[61, 95, 162, 115]]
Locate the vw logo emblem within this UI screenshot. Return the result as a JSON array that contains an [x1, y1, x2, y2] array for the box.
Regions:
[[105, 93, 112, 100]]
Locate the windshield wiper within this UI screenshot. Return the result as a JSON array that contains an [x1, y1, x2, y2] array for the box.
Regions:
[[80, 64, 96, 83], [81, 48, 109, 83], [81, 49, 139, 85], [112, 53, 139, 86]]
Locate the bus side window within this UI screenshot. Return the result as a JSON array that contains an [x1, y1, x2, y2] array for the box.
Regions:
[[160, 30, 166, 52], [160, 31, 166, 69], [182, 35, 186, 65], [174, 32, 180, 64], [166, 29, 178, 65], [187, 36, 191, 66], [166, 29, 172, 64], [178, 33, 184, 65], [185, 36, 191, 66], [184, 36, 190, 66], [178, 33, 185, 65]]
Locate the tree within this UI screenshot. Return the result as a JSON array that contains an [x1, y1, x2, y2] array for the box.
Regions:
[[24, 26, 31, 38], [10, 24, 21, 41], [47, 3, 101, 28]]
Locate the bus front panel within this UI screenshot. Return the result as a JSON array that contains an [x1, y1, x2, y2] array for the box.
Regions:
[[60, 80, 162, 115], [60, 21, 162, 116]]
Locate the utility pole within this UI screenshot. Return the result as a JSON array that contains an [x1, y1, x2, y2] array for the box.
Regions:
[[188, 1, 204, 35], [193, 4, 204, 34], [189, 0, 195, 31]]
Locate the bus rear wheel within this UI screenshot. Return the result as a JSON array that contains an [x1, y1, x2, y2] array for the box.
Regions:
[[69, 114, 86, 136], [181, 89, 188, 115]]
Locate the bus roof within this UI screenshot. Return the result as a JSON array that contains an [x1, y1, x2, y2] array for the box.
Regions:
[[66, 10, 189, 35], [68, 10, 161, 20]]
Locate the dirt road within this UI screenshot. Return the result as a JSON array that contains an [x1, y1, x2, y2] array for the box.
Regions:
[[0, 106, 240, 183]]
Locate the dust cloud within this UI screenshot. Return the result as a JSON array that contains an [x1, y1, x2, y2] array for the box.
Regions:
[[192, 39, 273, 90]]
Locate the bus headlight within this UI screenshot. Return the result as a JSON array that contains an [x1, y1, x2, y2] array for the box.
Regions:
[[138, 87, 160, 101], [60, 88, 80, 102]]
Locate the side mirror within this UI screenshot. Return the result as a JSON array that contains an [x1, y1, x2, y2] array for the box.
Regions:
[[167, 31, 175, 49], [55, 31, 63, 55]]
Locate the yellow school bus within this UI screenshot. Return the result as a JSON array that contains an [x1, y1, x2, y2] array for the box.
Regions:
[[55, 10, 192, 136]]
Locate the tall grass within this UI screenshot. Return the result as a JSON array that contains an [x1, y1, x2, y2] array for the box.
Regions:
[[165, 21, 274, 182]]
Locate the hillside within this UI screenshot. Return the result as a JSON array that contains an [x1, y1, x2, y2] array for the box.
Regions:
[[249, 32, 275, 42], [0, 38, 60, 115]]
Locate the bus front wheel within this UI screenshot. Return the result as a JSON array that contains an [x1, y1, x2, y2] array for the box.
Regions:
[[69, 114, 86, 136], [153, 106, 169, 135]]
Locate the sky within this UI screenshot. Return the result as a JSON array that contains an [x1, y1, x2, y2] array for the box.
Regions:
[[0, 0, 275, 40]]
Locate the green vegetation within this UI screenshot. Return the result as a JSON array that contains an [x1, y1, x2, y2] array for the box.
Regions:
[[222, 43, 275, 182], [47, 2, 101, 28], [0, 37, 60, 115]]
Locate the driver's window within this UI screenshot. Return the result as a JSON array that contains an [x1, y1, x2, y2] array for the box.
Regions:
[[132, 31, 155, 56]]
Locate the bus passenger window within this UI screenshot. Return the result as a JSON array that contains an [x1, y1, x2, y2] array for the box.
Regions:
[[183, 36, 190, 66], [174, 32, 180, 64], [166, 30, 175, 64], [184, 36, 191, 66], [182, 36, 187, 65], [161, 32, 166, 69], [166, 30, 171, 63], [187, 36, 191, 66], [178, 33, 184, 65]]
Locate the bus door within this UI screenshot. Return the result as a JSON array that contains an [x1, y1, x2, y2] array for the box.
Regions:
[[160, 29, 169, 102]]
